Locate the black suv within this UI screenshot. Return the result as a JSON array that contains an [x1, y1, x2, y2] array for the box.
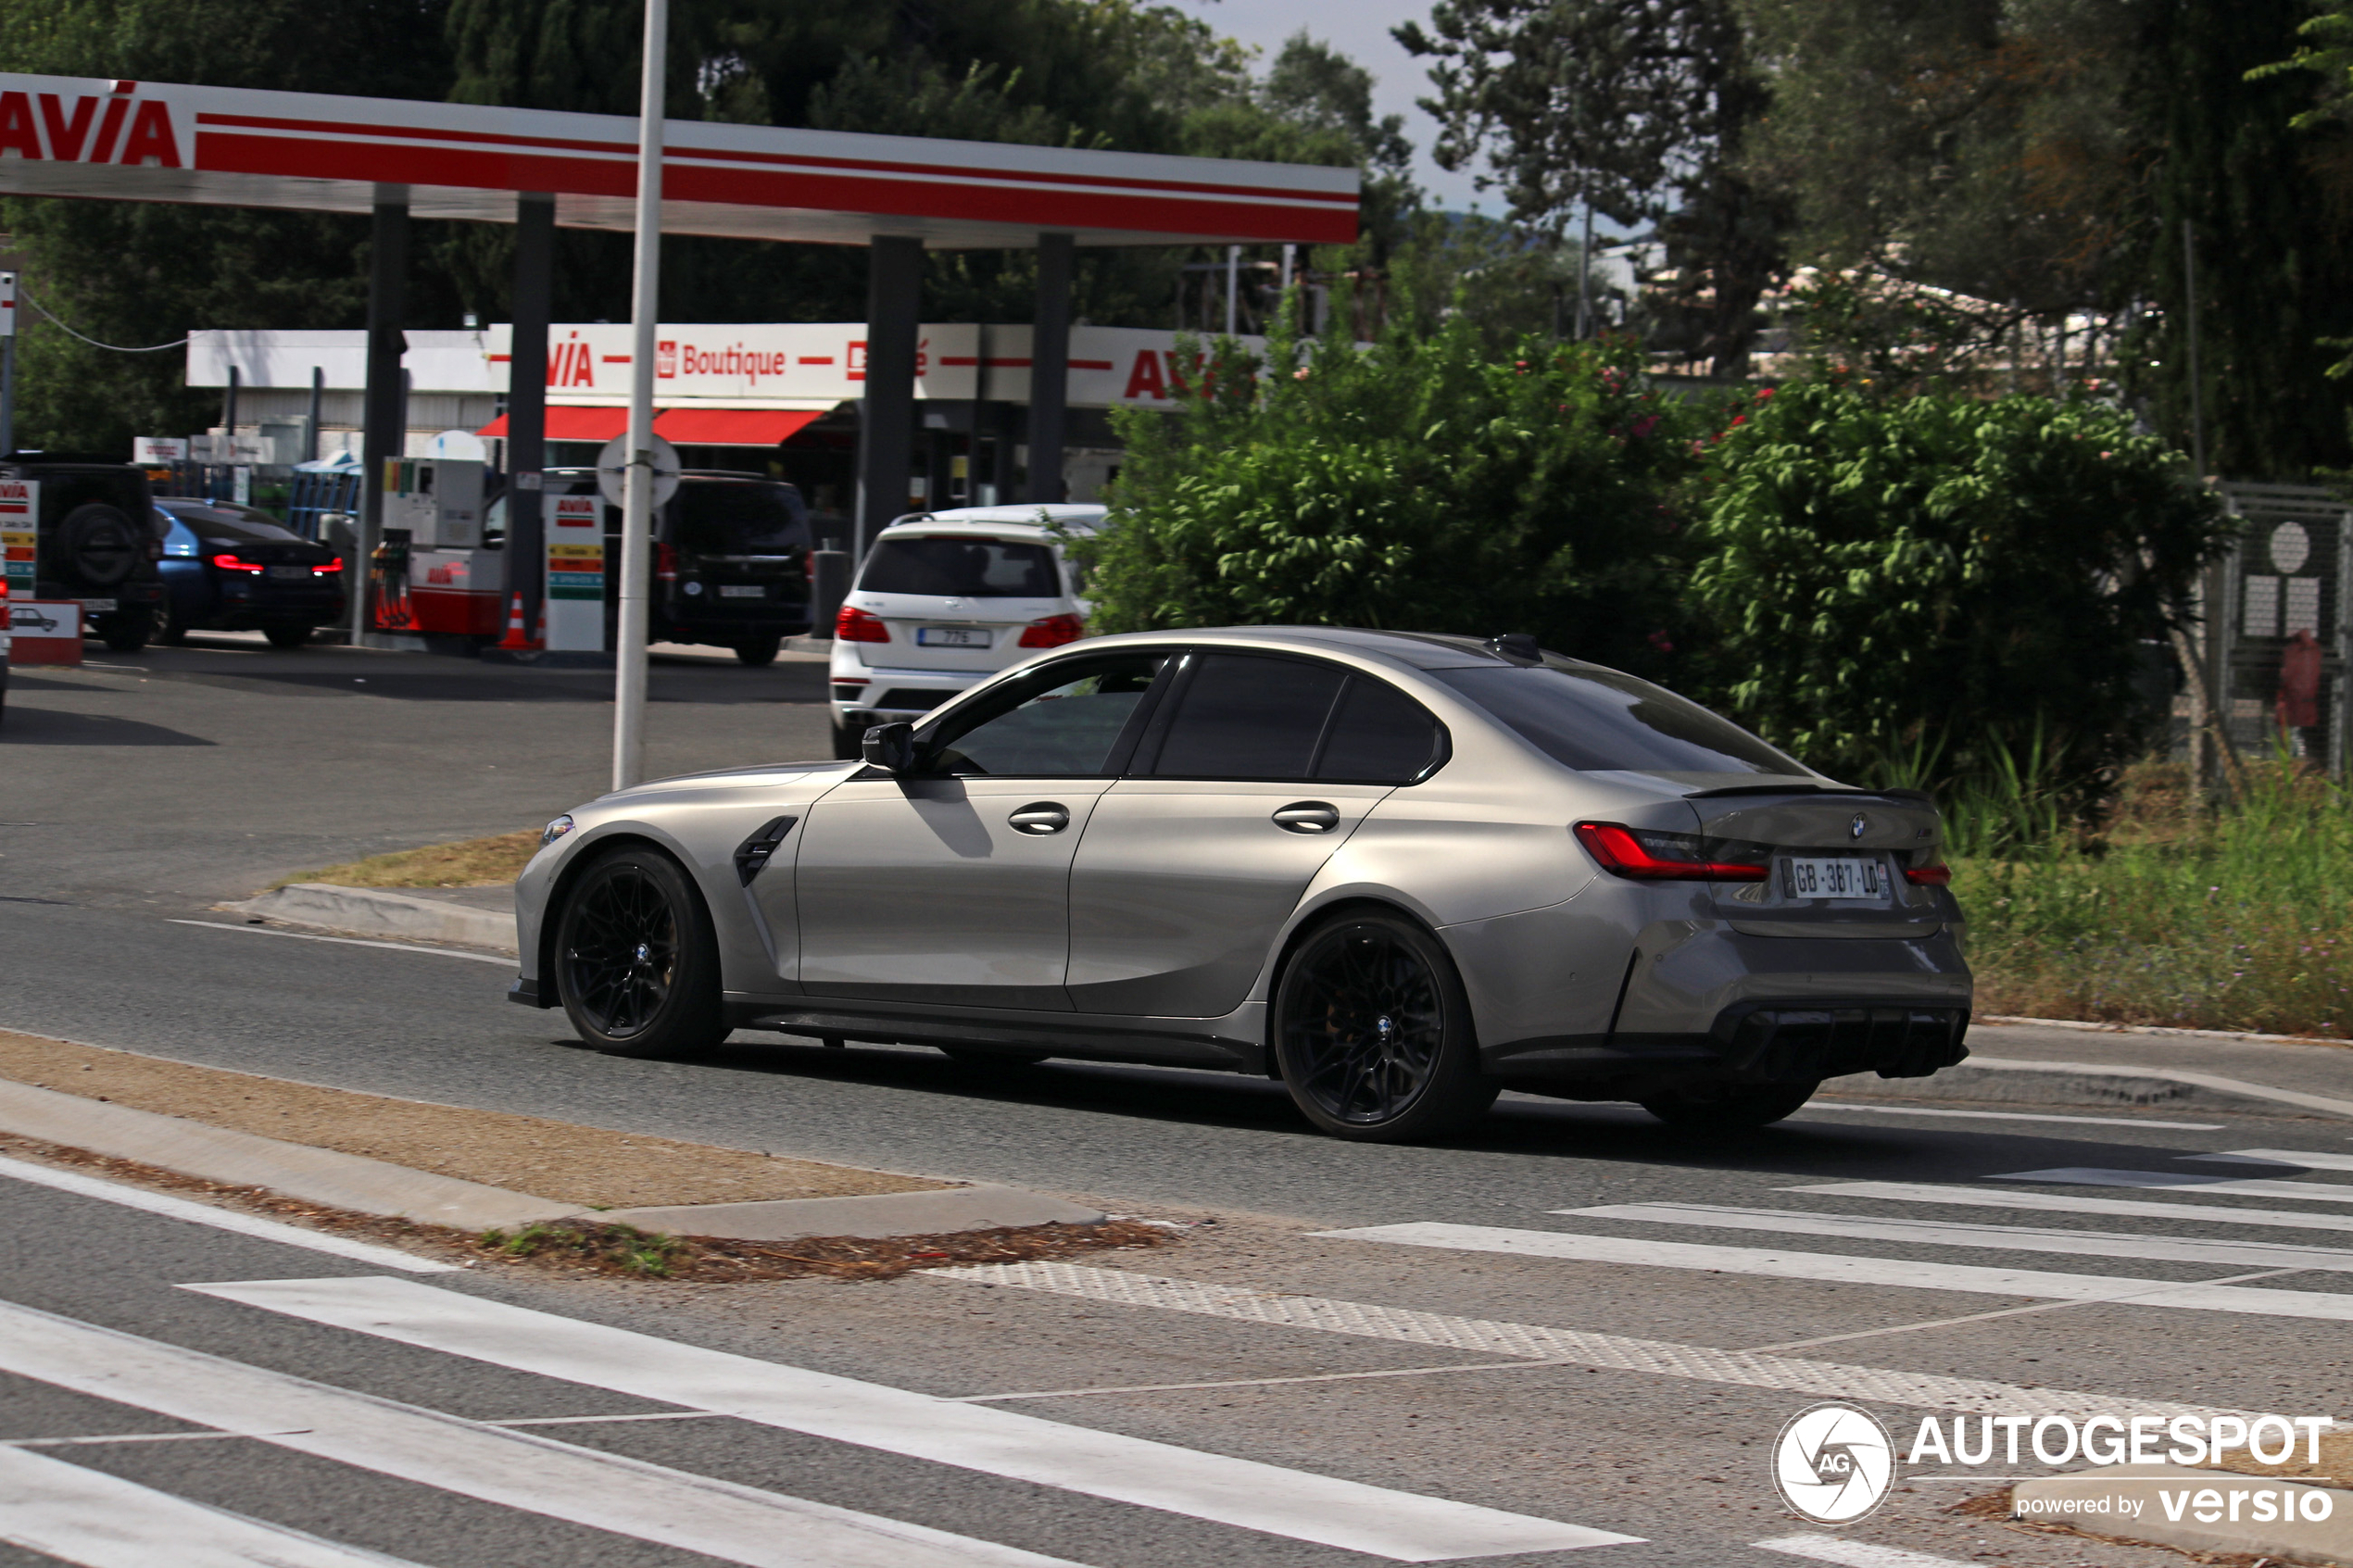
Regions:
[[1, 452, 166, 652], [544, 469, 813, 666]]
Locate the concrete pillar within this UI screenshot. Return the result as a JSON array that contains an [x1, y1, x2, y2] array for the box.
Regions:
[[357, 185, 409, 643], [856, 235, 923, 558], [505, 192, 555, 629], [1026, 232, 1073, 506]]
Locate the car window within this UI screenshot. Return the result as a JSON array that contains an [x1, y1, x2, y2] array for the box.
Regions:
[[1432, 663, 1805, 774], [675, 481, 806, 555], [861, 535, 1059, 597], [174, 509, 302, 545], [1151, 654, 1349, 780], [929, 654, 1169, 777], [1315, 677, 1445, 783]]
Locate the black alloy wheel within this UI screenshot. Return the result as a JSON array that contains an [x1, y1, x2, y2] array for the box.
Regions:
[[263, 623, 312, 649], [1638, 1079, 1818, 1132], [96, 608, 151, 654], [734, 633, 782, 667], [1273, 912, 1497, 1142], [553, 847, 727, 1058]]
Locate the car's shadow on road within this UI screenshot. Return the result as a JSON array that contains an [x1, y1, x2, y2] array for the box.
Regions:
[[0, 706, 216, 746], [554, 1029, 2211, 1187]]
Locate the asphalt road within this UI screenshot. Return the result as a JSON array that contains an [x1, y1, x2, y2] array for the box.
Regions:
[[4, 634, 2350, 1568]]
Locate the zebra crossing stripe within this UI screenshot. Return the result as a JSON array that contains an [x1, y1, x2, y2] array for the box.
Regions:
[[0, 1445, 429, 1568], [927, 1260, 2266, 1425], [1321, 1221, 2353, 1322], [1993, 1167, 2353, 1203], [1755, 1532, 1978, 1568], [0, 1297, 1085, 1568], [1787, 1181, 2353, 1235], [1555, 1201, 2353, 1272], [2183, 1148, 2353, 1173], [187, 1273, 1637, 1562]]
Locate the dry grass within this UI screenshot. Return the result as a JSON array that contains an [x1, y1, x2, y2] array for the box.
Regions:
[[0, 1130, 1168, 1284], [273, 828, 540, 889]]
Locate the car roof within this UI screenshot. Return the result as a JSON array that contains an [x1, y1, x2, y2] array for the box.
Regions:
[[881, 505, 1104, 539]]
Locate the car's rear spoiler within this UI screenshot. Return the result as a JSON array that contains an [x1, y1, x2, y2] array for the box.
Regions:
[[1683, 783, 1933, 806]]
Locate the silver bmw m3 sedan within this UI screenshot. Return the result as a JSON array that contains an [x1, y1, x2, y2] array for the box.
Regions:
[[510, 627, 1971, 1141]]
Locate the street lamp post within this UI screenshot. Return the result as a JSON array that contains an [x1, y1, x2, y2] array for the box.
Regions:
[[612, 0, 668, 792]]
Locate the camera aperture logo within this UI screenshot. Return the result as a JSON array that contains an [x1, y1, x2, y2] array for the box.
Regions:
[[1774, 1402, 1895, 1524]]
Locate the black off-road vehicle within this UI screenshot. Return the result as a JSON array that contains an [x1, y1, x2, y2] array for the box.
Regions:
[[0, 452, 166, 652]]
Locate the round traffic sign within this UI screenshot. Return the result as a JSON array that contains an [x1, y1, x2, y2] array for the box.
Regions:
[[596, 432, 683, 510]]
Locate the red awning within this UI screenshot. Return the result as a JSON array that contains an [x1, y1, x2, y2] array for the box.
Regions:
[[654, 408, 827, 445], [476, 407, 827, 445], [476, 407, 631, 442]]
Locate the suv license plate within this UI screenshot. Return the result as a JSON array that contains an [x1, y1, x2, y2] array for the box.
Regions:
[[1782, 856, 1892, 902], [918, 626, 991, 648], [266, 565, 308, 581], [80, 597, 117, 613], [717, 584, 765, 599]]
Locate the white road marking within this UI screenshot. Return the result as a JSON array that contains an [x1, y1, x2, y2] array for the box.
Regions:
[[0, 1445, 428, 1568], [1792, 1180, 2353, 1234], [1558, 1201, 2353, 1272], [931, 1260, 2265, 1424], [2184, 1148, 2353, 1172], [1320, 1221, 2353, 1321], [1964, 1054, 2353, 1121], [0, 1296, 1085, 1568], [1992, 1166, 2353, 1202], [187, 1273, 1633, 1562], [164, 920, 513, 966], [1799, 1102, 2221, 1130], [1755, 1533, 1976, 1568], [0, 1153, 454, 1273]]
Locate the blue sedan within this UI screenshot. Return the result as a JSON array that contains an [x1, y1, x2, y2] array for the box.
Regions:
[[155, 498, 346, 648]]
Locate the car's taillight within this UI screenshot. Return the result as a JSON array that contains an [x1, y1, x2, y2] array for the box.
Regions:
[[210, 553, 264, 573], [1573, 821, 1771, 882], [836, 605, 890, 643], [1905, 862, 1952, 886], [312, 558, 344, 576], [656, 542, 677, 582], [1018, 613, 1085, 648]]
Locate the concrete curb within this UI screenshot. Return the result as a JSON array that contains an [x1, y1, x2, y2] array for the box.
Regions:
[[1985, 1013, 2353, 1049], [1825, 1057, 2353, 1120], [599, 1184, 1105, 1242], [0, 1078, 582, 1231], [224, 884, 517, 953], [2011, 1462, 2351, 1562]]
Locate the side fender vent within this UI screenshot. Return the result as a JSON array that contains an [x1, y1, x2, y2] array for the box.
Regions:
[[734, 816, 799, 884]]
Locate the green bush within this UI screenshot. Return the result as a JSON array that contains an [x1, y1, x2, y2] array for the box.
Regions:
[[1083, 316, 1715, 677], [1687, 378, 2229, 797]]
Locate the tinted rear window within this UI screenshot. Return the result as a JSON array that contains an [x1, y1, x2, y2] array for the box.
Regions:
[[1316, 677, 1445, 783], [675, 482, 806, 554], [861, 536, 1059, 597], [1434, 664, 1804, 774], [175, 508, 302, 544]]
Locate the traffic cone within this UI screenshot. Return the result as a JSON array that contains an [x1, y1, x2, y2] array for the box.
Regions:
[[532, 601, 548, 647], [495, 591, 536, 651]]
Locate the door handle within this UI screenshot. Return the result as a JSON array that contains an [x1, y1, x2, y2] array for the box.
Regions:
[[1272, 802, 1340, 834], [1008, 803, 1071, 835]]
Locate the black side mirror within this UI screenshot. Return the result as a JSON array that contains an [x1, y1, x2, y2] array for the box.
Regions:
[[861, 721, 917, 773]]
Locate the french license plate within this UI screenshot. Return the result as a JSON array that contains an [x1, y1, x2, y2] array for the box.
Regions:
[[80, 597, 116, 613], [917, 625, 991, 648], [717, 584, 765, 599], [266, 565, 308, 582], [1782, 856, 1892, 901]]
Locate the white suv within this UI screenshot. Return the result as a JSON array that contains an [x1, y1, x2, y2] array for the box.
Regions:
[[826, 504, 1104, 757]]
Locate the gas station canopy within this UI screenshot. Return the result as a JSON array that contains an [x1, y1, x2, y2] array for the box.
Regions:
[[0, 73, 1361, 247]]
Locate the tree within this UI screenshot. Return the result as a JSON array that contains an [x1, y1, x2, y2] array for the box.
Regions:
[[1397, 0, 1778, 375], [1080, 315, 1711, 678]]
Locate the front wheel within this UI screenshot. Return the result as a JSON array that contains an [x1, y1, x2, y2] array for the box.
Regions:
[[1639, 1080, 1818, 1131], [262, 623, 312, 650], [1273, 911, 1497, 1142], [553, 847, 728, 1059]]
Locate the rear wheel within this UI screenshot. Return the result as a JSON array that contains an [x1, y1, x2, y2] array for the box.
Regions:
[[553, 847, 728, 1059], [1273, 911, 1497, 1142], [96, 609, 151, 654], [157, 597, 189, 646], [830, 717, 866, 759], [1639, 1080, 1818, 1131], [735, 634, 782, 667], [262, 623, 312, 650]]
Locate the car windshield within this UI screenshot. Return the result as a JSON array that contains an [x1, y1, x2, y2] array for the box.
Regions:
[[674, 481, 806, 555], [861, 535, 1059, 597], [171, 508, 302, 544], [1433, 663, 1806, 775]]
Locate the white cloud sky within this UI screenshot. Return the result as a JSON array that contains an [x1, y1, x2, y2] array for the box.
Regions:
[[1180, 0, 1492, 213]]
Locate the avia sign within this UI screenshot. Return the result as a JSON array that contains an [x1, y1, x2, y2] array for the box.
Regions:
[[0, 82, 186, 168]]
